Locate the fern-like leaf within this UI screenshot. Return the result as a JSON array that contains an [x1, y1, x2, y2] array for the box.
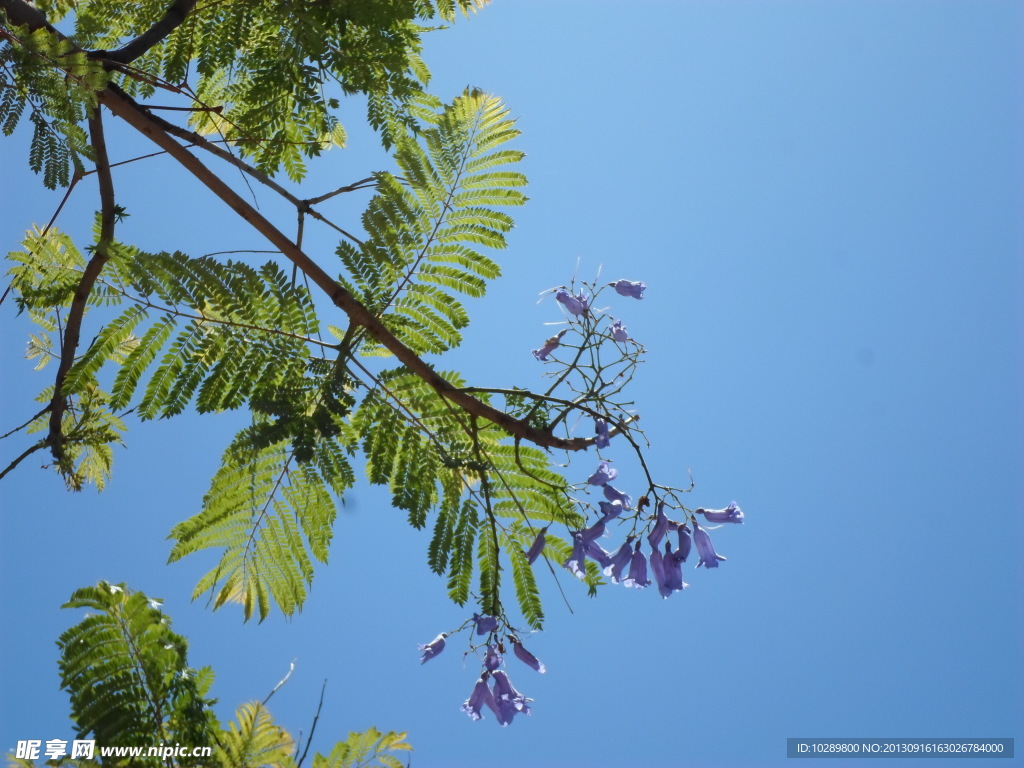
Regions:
[[57, 582, 217, 765], [169, 430, 353, 621], [215, 702, 295, 768]]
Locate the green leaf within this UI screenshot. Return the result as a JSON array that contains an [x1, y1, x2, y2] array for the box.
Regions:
[[169, 431, 353, 621], [215, 702, 294, 768], [57, 582, 218, 763]]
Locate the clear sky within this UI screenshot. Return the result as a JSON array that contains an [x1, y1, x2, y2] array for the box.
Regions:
[[1, 2, 1021, 767]]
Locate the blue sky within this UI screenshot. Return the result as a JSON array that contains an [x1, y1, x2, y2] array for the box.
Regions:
[[1, 2, 1021, 767]]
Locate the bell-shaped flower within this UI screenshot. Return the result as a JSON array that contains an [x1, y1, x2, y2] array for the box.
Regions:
[[693, 523, 727, 568], [418, 633, 446, 664], [603, 539, 634, 583], [564, 532, 588, 578], [649, 545, 668, 593], [532, 329, 567, 361], [587, 461, 618, 486], [602, 484, 632, 509], [525, 527, 547, 565], [609, 319, 630, 342], [585, 540, 612, 569], [484, 644, 502, 671], [598, 500, 623, 521], [612, 279, 646, 299], [580, 517, 607, 543], [622, 541, 650, 588], [472, 613, 499, 635], [647, 502, 670, 549], [697, 502, 744, 524], [672, 524, 691, 563], [491, 670, 532, 725], [594, 418, 611, 448], [556, 289, 589, 316], [660, 541, 688, 597], [512, 639, 547, 674], [462, 675, 497, 722]]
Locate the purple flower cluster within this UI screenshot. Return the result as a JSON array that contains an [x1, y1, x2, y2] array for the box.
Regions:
[[566, 463, 745, 598], [532, 278, 644, 362], [420, 618, 547, 727], [460, 638, 546, 726]]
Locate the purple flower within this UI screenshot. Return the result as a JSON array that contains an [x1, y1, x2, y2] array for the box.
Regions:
[[587, 461, 618, 486], [693, 523, 727, 568], [525, 527, 547, 565], [604, 539, 634, 583], [556, 289, 589, 316], [649, 545, 667, 593], [512, 639, 547, 674], [491, 670, 532, 725], [462, 676, 497, 722], [418, 633, 446, 664], [647, 502, 670, 549], [602, 484, 632, 509], [585, 539, 612, 569], [609, 319, 630, 342], [564, 532, 588, 578], [566, 518, 609, 577], [612, 279, 646, 299], [697, 502, 744, 524], [660, 541, 688, 597], [672, 525, 691, 563], [594, 418, 611, 448], [472, 613, 498, 635], [532, 329, 567, 361], [484, 644, 502, 671], [598, 500, 623, 521], [622, 541, 650, 588], [580, 518, 607, 543]]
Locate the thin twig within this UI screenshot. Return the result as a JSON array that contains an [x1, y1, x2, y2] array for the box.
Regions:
[[0, 441, 48, 481], [1, 406, 51, 440], [304, 177, 377, 205], [262, 659, 296, 706], [42, 169, 82, 235], [295, 680, 327, 768]]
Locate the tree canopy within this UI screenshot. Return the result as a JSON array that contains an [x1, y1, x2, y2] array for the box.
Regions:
[[1, 0, 742, 755]]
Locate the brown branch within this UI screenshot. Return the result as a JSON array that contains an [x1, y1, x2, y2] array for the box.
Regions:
[[0, 5, 593, 454], [0, 0, 56, 32], [46, 109, 116, 462], [92, 0, 199, 65], [0, 440, 49, 481], [95, 84, 591, 453]]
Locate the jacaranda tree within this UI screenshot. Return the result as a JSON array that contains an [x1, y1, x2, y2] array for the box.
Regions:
[[1, 0, 743, 760]]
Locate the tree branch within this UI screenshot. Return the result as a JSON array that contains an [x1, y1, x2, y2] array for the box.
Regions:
[[92, 0, 199, 65], [0, 0, 56, 32], [46, 109, 116, 463], [0, 6, 595, 453], [95, 84, 592, 453]]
